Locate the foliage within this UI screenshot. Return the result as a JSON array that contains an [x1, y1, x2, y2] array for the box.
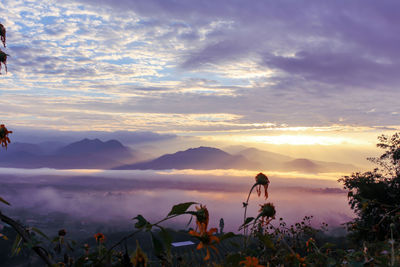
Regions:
[[339, 132, 400, 243]]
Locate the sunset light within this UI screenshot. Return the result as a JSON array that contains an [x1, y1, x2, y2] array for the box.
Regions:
[[1, 1, 400, 266]]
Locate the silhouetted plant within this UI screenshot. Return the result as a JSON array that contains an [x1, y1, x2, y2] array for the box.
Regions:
[[339, 132, 400, 243]]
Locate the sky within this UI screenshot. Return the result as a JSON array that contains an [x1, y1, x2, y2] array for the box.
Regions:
[[1, 0, 400, 152]]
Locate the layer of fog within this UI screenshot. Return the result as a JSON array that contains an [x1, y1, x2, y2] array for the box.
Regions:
[[0, 168, 353, 232]]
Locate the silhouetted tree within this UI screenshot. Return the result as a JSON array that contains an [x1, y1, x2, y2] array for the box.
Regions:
[[340, 132, 400, 242]]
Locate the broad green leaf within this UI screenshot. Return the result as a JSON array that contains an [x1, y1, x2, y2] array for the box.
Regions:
[[132, 215, 149, 229], [167, 202, 197, 216]]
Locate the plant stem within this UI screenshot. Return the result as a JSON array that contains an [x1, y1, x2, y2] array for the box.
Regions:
[[0, 211, 55, 266]]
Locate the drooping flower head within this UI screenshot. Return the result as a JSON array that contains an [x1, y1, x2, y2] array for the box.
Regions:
[[194, 204, 209, 234], [94, 233, 105, 243], [239, 256, 265, 267], [0, 124, 12, 149], [257, 203, 276, 226], [0, 50, 8, 74], [255, 173, 270, 199], [189, 227, 220, 261], [0, 24, 5, 47]]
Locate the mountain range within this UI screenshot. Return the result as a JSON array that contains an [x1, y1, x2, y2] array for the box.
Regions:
[[0, 138, 137, 169], [0, 139, 358, 173]]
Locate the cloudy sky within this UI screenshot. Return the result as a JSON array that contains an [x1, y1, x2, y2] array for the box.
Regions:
[[1, 0, 399, 148]]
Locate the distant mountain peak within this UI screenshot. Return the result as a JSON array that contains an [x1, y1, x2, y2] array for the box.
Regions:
[[57, 138, 127, 156], [115, 146, 259, 170]]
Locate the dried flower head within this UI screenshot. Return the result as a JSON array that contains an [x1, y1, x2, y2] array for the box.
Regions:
[[58, 229, 67, 237], [257, 203, 276, 226], [94, 233, 105, 243], [0, 124, 12, 149], [255, 173, 269, 199]]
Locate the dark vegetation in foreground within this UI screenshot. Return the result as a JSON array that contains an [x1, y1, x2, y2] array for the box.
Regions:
[[0, 131, 399, 266]]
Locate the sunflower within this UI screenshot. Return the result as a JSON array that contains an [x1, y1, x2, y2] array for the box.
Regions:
[[0, 24, 5, 47], [239, 256, 265, 267], [255, 173, 269, 199], [0, 50, 8, 74], [0, 124, 12, 149], [189, 227, 219, 261], [94, 233, 105, 243]]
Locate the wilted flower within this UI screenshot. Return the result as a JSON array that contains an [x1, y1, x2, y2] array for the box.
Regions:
[[239, 256, 265, 267], [0, 50, 8, 74], [255, 173, 269, 199], [189, 227, 220, 261], [0, 24, 5, 47], [94, 233, 105, 243], [257, 203, 276, 225], [58, 229, 67, 237], [194, 204, 209, 234], [131, 241, 148, 267], [0, 124, 12, 149]]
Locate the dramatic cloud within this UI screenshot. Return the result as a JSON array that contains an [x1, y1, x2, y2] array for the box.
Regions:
[[1, 0, 399, 134]]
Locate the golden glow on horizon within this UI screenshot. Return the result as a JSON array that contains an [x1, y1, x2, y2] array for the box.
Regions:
[[234, 134, 368, 146], [157, 169, 348, 181]]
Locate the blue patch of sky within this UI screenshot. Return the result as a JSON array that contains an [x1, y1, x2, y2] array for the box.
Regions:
[[125, 41, 148, 48], [103, 57, 138, 65], [40, 16, 58, 25]]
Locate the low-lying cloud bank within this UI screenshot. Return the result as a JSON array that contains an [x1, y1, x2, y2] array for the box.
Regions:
[[0, 168, 353, 232]]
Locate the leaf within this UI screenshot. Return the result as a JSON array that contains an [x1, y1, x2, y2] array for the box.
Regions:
[[158, 227, 172, 254], [11, 234, 22, 256], [238, 217, 254, 230], [168, 202, 197, 216], [219, 232, 237, 242], [225, 253, 242, 266], [256, 233, 275, 249], [132, 215, 149, 229], [0, 196, 10, 206], [31, 227, 49, 240], [150, 232, 164, 258]]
